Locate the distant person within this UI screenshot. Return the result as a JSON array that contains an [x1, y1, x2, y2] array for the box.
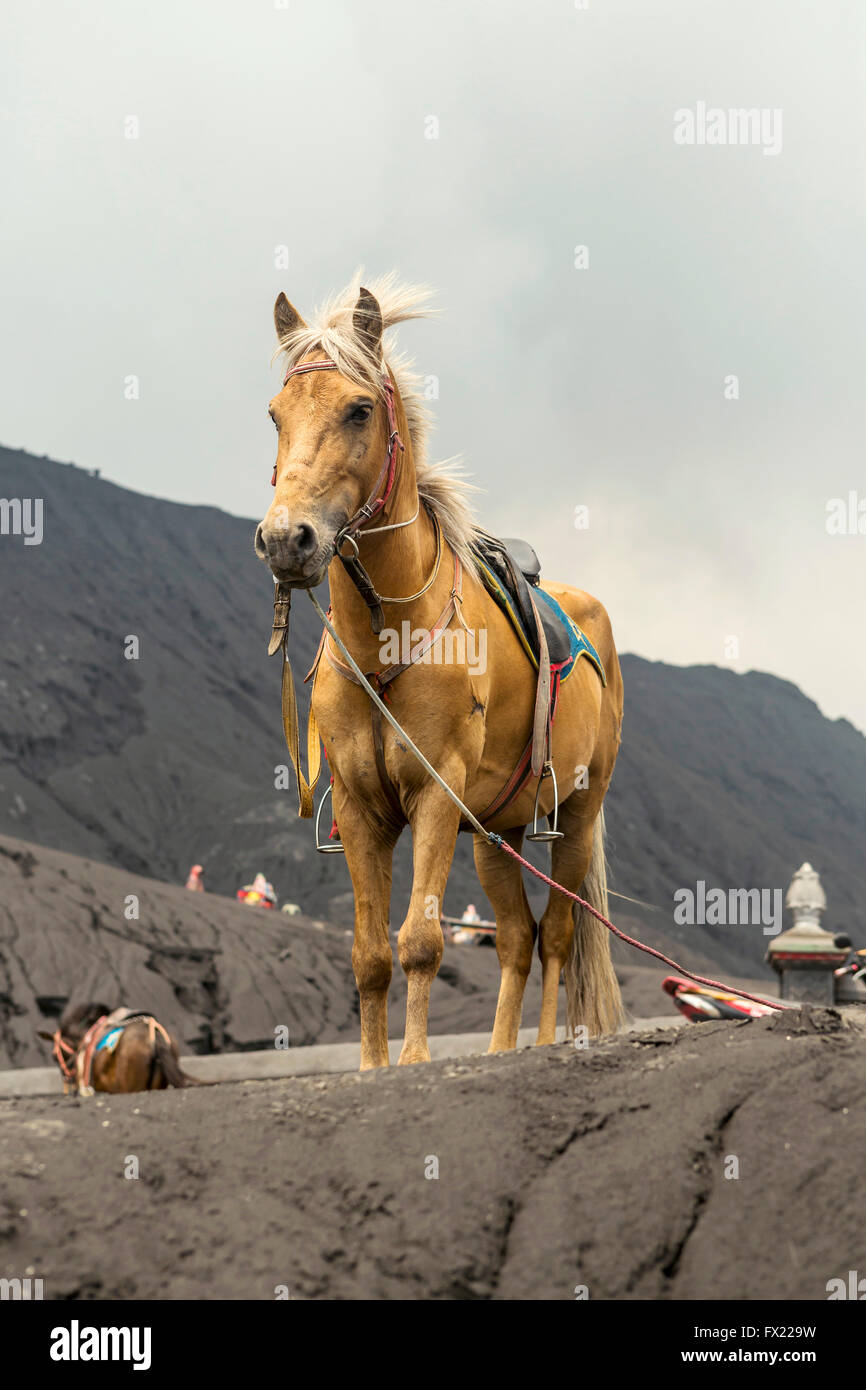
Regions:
[[453, 903, 482, 945], [237, 872, 278, 909], [253, 872, 277, 907], [185, 864, 204, 892]]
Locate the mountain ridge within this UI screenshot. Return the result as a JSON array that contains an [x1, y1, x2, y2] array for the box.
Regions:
[[2, 444, 864, 981]]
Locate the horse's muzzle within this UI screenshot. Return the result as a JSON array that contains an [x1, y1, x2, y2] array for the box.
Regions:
[[254, 519, 325, 584]]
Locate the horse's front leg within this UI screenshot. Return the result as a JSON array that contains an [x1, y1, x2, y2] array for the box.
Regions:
[[398, 783, 463, 1065], [334, 779, 399, 1071]]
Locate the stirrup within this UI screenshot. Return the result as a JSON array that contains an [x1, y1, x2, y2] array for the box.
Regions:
[[527, 761, 564, 842], [315, 783, 345, 854]]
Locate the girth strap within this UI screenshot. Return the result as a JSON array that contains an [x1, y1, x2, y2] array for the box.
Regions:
[[371, 704, 405, 822], [475, 589, 560, 827]]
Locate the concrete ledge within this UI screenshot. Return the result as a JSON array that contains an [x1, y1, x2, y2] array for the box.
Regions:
[[0, 1016, 684, 1098]]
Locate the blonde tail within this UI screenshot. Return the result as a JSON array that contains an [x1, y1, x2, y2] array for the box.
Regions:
[[563, 809, 624, 1037]]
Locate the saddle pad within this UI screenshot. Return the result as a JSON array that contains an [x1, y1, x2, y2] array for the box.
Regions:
[[476, 559, 606, 686], [94, 1026, 125, 1054]]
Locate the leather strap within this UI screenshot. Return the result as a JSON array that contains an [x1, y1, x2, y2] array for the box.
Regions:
[[371, 706, 404, 822], [76, 1016, 108, 1093], [475, 589, 556, 825], [280, 637, 322, 818], [268, 581, 321, 817], [476, 738, 534, 825], [323, 554, 463, 695], [335, 375, 403, 542], [335, 544, 385, 634], [268, 581, 292, 657], [529, 595, 552, 778]]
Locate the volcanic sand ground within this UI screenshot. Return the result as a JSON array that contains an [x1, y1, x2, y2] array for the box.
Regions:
[[1, 1007, 863, 1301]]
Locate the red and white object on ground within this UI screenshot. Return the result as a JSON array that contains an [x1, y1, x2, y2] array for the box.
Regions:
[[662, 975, 779, 1022]]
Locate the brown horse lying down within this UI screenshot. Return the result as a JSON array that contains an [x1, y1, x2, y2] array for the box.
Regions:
[[38, 1002, 205, 1097]]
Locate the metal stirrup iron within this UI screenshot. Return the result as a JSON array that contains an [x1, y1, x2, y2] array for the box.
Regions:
[[527, 760, 564, 842], [315, 783, 345, 854]]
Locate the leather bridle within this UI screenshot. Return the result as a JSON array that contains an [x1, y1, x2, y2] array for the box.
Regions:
[[266, 355, 461, 821], [270, 358, 409, 631]]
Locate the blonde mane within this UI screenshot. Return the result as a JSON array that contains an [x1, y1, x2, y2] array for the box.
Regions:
[[274, 272, 481, 574]]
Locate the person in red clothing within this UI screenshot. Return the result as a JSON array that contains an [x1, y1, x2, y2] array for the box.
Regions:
[[185, 864, 204, 892]]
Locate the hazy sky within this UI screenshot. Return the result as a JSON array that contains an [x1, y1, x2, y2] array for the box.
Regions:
[[3, 0, 865, 729]]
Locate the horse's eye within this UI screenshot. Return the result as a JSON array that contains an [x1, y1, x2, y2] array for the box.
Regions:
[[349, 403, 373, 425]]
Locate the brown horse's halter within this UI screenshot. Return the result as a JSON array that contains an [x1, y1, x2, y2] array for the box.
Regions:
[[51, 1028, 82, 1082], [268, 357, 462, 824], [271, 359, 416, 633]]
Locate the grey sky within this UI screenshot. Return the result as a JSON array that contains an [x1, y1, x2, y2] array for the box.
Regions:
[[3, 0, 864, 729]]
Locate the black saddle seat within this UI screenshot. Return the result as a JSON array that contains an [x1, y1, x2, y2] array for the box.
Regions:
[[471, 531, 573, 667]]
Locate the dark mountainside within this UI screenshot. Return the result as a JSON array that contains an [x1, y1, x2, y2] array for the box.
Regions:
[[2, 446, 864, 987]]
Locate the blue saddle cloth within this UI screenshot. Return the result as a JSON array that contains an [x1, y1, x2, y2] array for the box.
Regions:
[[535, 588, 606, 685], [95, 1026, 125, 1054], [476, 560, 606, 686]]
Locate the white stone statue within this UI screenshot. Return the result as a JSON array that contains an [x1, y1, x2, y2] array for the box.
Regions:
[[784, 862, 827, 933]]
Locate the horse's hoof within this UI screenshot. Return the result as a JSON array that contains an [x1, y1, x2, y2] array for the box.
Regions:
[[77, 1085, 95, 1098]]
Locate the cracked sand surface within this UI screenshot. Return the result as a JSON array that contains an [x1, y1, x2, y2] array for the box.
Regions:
[[0, 1008, 862, 1300]]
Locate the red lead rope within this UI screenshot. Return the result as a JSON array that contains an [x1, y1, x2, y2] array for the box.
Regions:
[[493, 838, 784, 1011]]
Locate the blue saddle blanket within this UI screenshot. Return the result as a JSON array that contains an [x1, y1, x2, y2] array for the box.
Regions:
[[535, 588, 606, 685], [95, 1026, 125, 1054], [477, 561, 606, 686]]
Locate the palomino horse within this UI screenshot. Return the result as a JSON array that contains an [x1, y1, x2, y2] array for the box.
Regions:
[[38, 1002, 202, 1096], [255, 276, 624, 1069]]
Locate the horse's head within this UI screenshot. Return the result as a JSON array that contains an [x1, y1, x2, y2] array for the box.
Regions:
[[37, 1001, 110, 1080], [255, 286, 397, 587]]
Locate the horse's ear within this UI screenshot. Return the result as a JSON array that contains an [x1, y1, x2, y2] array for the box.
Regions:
[[36, 1030, 54, 1042], [353, 287, 383, 358], [274, 292, 305, 341]]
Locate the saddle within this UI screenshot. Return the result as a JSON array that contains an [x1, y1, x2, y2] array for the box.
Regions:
[[471, 532, 574, 668], [280, 526, 606, 844]]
